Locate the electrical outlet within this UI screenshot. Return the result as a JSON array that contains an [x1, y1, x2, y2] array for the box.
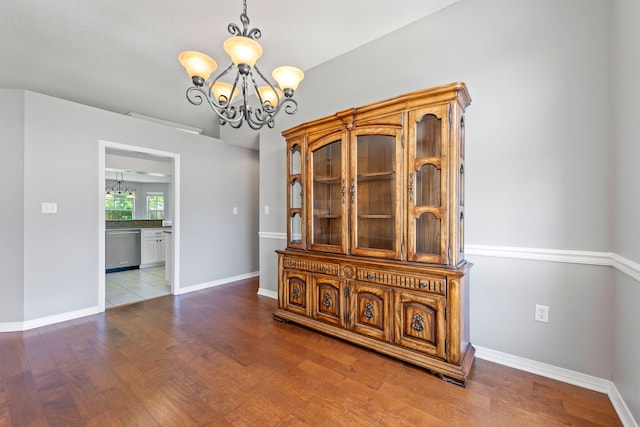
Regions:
[[535, 304, 549, 323]]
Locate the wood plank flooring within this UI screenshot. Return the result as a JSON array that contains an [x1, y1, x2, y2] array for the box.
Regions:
[[0, 278, 622, 426]]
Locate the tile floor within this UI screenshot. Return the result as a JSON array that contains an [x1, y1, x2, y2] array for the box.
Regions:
[[105, 266, 171, 308]]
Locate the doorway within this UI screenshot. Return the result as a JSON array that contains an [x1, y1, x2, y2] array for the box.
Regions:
[[98, 141, 180, 310]]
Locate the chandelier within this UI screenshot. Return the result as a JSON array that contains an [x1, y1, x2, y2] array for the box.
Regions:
[[105, 172, 136, 199], [178, 0, 304, 130]]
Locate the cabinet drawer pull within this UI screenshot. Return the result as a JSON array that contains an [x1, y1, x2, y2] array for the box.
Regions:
[[411, 313, 425, 331], [420, 282, 428, 288], [363, 302, 375, 319], [289, 261, 295, 266], [366, 274, 375, 279], [321, 266, 329, 272]]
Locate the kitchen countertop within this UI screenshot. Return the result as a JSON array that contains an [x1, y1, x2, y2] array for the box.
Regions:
[[106, 220, 164, 229]]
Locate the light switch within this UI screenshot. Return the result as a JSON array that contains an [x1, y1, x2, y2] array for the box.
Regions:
[[42, 202, 57, 214], [233, 207, 238, 215], [264, 205, 270, 215]]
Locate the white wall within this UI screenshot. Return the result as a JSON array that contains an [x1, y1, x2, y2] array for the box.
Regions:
[[253, 0, 616, 379], [612, 0, 640, 420], [1, 89, 259, 325], [0, 89, 25, 322]]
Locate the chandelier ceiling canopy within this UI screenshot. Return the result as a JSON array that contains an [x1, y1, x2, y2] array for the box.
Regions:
[[178, 0, 304, 130]]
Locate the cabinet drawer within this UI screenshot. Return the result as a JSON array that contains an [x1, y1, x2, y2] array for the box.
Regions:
[[283, 257, 339, 276], [142, 228, 166, 238], [355, 267, 447, 295]]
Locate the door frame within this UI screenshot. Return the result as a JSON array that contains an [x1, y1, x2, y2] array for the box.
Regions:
[[98, 140, 181, 311]]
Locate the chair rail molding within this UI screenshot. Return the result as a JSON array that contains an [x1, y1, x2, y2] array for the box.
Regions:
[[258, 232, 287, 240], [465, 244, 640, 283], [256, 238, 640, 283]]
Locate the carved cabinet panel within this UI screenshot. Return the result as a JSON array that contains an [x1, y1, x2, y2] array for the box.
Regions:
[[348, 283, 392, 341], [393, 290, 447, 359], [311, 276, 344, 327], [282, 270, 309, 316]]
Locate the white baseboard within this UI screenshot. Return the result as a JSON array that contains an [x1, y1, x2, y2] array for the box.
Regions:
[[0, 271, 261, 332], [0, 306, 102, 332], [175, 271, 260, 295], [257, 288, 278, 299], [475, 346, 637, 427]]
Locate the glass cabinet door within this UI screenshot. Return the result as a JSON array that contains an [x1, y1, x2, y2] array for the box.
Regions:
[[407, 106, 450, 264], [307, 133, 348, 254], [349, 127, 403, 259], [287, 139, 305, 249]]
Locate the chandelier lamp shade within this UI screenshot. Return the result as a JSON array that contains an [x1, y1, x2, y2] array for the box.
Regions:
[[105, 172, 136, 199], [178, 0, 304, 130]]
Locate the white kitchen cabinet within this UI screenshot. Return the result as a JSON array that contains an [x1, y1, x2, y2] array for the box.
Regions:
[[141, 228, 166, 268]]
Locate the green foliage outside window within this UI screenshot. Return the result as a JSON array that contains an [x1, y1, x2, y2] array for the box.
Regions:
[[147, 194, 165, 220], [105, 197, 134, 220]]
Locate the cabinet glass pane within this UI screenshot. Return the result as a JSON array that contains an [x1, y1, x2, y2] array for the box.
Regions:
[[291, 179, 302, 209], [415, 212, 441, 255], [290, 212, 302, 244], [416, 114, 441, 158], [356, 135, 395, 251], [312, 140, 342, 246], [415, 164, 440, 207], [290, 144, 301, 175]]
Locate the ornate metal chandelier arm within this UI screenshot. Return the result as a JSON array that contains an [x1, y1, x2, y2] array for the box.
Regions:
[[185, 86, 247, 125], [245, 96, 298, 130], [185, 64, 233, 109], [253, 65, 282, 109], [208, 64, 240, 108]]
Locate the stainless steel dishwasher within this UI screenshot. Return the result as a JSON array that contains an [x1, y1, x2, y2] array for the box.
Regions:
[[106, 229, 141, 272]]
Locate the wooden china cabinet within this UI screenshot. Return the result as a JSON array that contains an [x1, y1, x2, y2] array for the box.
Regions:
[[275, 82, 473, 386]]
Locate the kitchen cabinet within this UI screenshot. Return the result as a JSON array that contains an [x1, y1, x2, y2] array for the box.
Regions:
[[141, 228, 166, 268], [275, 82, 473, 386]]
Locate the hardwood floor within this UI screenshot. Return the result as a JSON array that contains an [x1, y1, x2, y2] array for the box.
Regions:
[[0, 277, 621, 426]]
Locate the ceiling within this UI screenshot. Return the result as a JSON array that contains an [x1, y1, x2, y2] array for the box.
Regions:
[[1, 0, 458, 148], [106, 148, 172, 184]]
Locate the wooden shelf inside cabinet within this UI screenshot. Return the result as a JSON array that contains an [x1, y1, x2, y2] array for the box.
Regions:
[[313, 176, 342, 184], [278, 82, 473, 386], [357, 172, 395, 182]]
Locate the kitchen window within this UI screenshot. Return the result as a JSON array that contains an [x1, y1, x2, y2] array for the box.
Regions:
[[105, 197, 134, 220], [147, 193, 164, 220]]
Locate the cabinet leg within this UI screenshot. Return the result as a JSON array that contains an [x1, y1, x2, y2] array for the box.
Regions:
[[440, 374, 466, 388], [272, 314, 289, 323]]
